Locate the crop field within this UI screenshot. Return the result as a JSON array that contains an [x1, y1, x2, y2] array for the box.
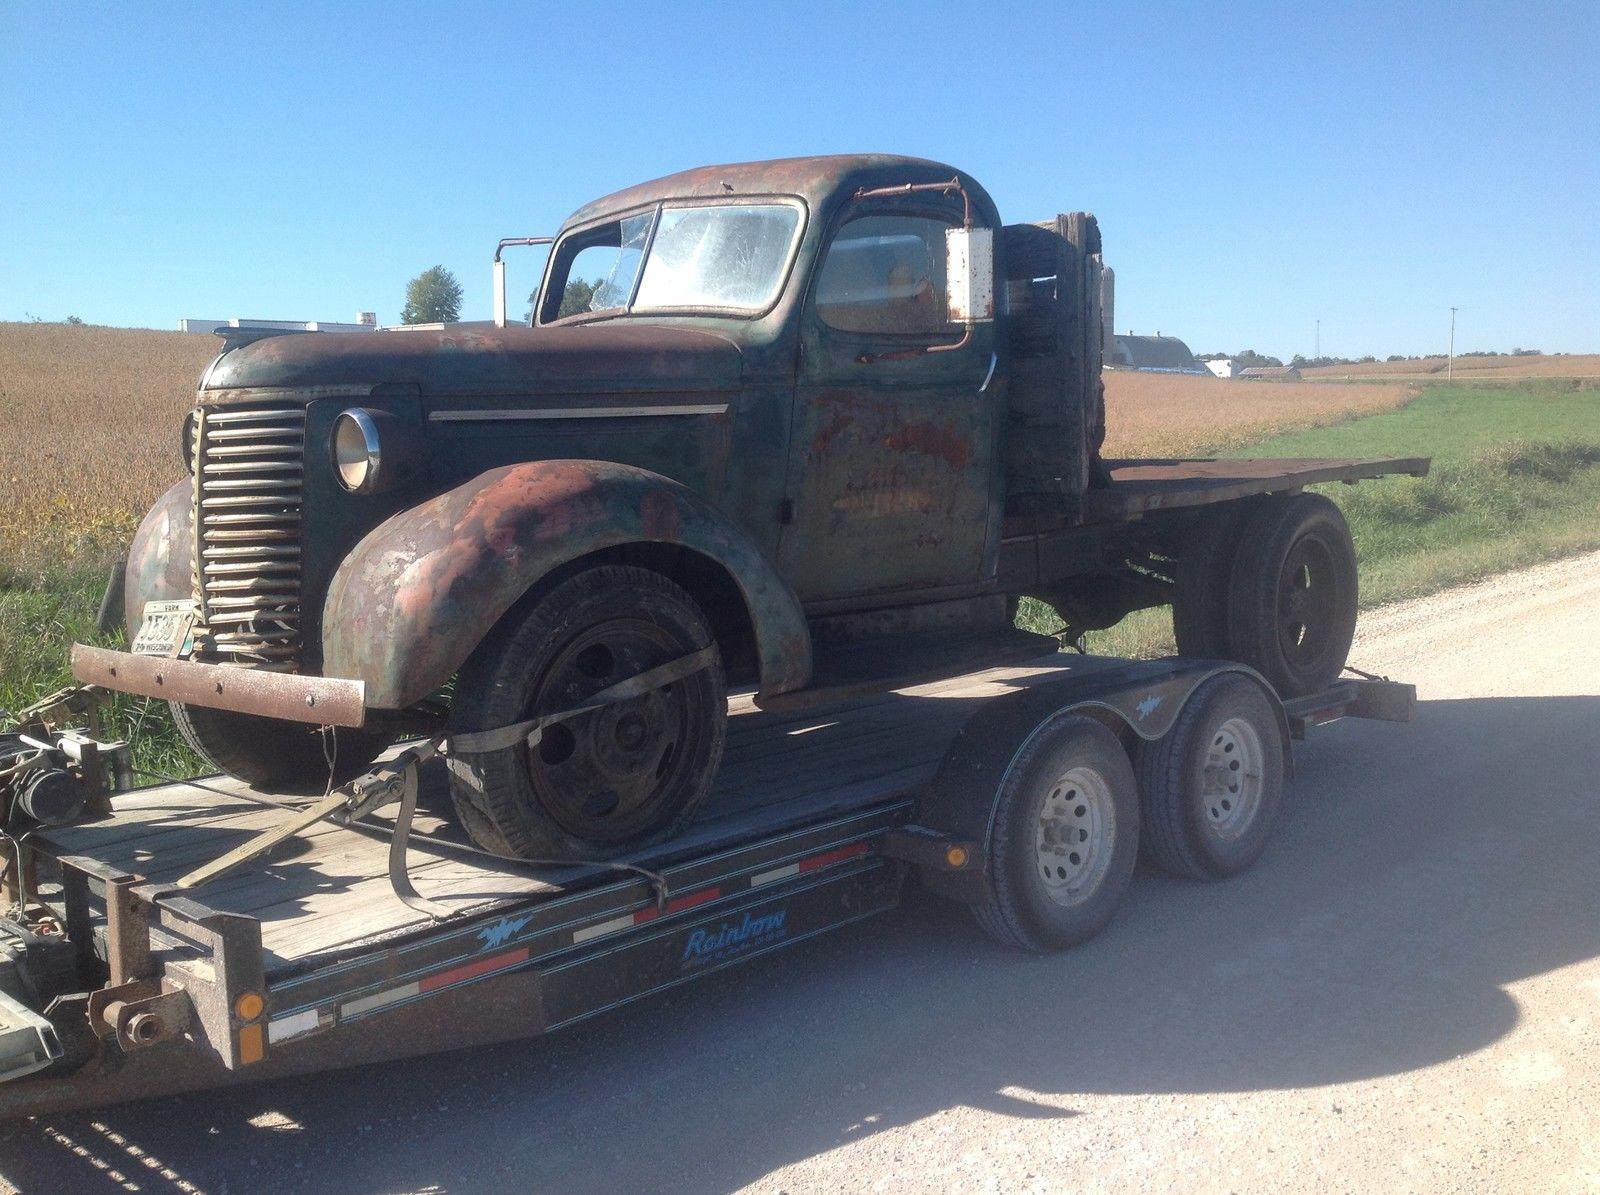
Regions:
[[0, 323, 212, 573], [1302, 353, 1600, 382], [1099, 370, 1413, 458]]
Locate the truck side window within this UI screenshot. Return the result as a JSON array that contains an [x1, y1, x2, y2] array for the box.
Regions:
[[816, 215, 954, 336]]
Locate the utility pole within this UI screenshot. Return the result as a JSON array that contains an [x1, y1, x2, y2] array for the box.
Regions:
[[1315, 319, 1320, 360], [1448, 307, 1458, 379]]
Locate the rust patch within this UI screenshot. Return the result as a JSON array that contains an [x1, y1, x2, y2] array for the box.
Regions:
[[882, 423, 972, 471]]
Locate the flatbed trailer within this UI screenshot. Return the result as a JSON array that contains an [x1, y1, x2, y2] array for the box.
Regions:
[[0, 652, 1414, 1120]]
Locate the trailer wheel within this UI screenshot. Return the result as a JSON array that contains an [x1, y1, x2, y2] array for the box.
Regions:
[[1136, 673, 1285, 880], [169, 703, 391, 792], [1225, 493, 1358, 697], [971, 715, 1138, 952], [447, 565, 727, 861], [1171, 502, 1255, 658]]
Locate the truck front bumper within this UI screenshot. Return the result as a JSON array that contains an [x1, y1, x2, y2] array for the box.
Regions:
[[71, 644, 368, 728]]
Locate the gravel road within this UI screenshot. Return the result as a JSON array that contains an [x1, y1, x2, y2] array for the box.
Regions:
[[3, 550, 1598, 1194]]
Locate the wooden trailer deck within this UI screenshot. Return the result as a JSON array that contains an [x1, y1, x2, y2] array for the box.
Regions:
[[35, 654, 1129, 977]]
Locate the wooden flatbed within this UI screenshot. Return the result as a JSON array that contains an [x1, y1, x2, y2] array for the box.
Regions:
[[1087, 456, 1430, 520]]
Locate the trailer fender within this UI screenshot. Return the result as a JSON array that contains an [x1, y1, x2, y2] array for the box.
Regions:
[[912, 659, 1289, 899], [120, 478, 194, 640], [321, 460, 812, 710]]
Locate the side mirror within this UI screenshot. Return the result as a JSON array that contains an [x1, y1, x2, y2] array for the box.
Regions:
[[946, 228, 994, 324]]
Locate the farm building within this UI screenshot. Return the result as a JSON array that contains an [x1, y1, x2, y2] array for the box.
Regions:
[[179, 314, 378, 334], [1107, 333, 1211, 375], [1238, 366, 1303, 381], [1204, 358, 1238, 379]]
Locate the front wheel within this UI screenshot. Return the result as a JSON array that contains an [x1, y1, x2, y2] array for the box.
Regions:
[[446, 565, 727, 861]]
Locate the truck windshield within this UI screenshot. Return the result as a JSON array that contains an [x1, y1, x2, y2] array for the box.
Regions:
[[548, 202, 802, 321]]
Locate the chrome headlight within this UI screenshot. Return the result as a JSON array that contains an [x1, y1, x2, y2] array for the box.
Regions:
[[332, 408, 382, 493]]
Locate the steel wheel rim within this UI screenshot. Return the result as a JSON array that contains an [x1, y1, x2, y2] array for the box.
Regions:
[[1202, 716, 1264, 839], [1033, 765, 1116, 907], [523, 617, 698, 842], [1277, 535, 1340, 670]]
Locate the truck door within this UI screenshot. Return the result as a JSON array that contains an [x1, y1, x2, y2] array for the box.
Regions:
[[777, 206, 999, 604]]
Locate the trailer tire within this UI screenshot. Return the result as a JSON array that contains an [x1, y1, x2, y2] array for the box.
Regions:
[[169, 703, 391, 792], [1225, 493, 1358, 697], [1136, 673, 1286, 880], [971, 715, 1138, 952], [447, 565, 727, 861], [1171, 502, 1255, 659]]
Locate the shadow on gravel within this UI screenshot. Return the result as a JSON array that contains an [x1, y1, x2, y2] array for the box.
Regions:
[[2, 695, 1596, 1194]]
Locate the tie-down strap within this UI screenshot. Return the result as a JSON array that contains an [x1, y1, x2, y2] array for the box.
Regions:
[[447, 645, 719, 756]]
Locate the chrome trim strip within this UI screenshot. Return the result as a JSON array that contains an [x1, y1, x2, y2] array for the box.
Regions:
[[429, 403, 730, 423]]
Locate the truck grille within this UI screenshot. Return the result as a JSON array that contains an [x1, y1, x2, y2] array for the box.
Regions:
[[192, 403, 306, 671]]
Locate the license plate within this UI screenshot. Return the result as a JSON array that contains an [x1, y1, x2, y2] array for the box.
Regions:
[[131, 600, 197, 658]]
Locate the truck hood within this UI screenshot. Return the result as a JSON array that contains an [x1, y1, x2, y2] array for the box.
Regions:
[[202, 322, 742, 397]]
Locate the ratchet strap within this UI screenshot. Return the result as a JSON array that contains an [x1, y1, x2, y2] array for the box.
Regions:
[[172, 647, 714, 917], [447, 645, 718, 755]]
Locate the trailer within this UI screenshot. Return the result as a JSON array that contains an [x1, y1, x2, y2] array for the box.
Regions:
[[0, 651, 1413, 1120]]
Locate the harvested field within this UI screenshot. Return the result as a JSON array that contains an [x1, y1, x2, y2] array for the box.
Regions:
[[0, 321, 1414, 573], [1101, 370, 1414, 458], [1302, 353, 1600, 382]]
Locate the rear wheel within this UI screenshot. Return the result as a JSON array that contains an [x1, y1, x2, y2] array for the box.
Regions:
[[170, 703, 390, 793], [971, 715, 1139, 952], [1171, 502, 1256, 659], [1136, 673, 1286, 880], [446, 565, 727, 861], [1225, 493, 1358, 697]]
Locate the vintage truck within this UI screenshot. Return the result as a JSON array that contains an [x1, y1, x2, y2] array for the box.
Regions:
[[72, 153, 1425, 862]]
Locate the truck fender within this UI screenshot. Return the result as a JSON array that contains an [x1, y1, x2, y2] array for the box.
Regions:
[[121, 478, 193, 639], [321, 460, 812, 710], [912, 660, 1290, 898]]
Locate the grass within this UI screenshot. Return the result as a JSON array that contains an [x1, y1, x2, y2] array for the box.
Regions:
[[1026, 381, 1600, 657]]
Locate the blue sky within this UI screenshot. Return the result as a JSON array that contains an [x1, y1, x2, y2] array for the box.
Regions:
[[2, 1, 1595, 359]]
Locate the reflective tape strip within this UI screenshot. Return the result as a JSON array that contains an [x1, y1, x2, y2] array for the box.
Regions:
[[419, 947, 529, 992], [749, 862, 801, 888], [800, 843, 870, 872], [267, 1008, 322, 1044], [341, 981, 420, 1019], [573, 913, 635, 945]]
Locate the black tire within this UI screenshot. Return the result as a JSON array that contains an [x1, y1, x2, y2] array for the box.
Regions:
[[971, 715, 1139, 952], [446, 565, 727, 861], [1225, 493, 1358, 697], [170, 702, 391, 793], [1136, 673, 1286, 880], [1171, 502, 1256, 659]]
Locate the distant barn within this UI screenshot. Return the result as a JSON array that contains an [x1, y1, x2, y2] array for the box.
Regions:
[[1107, 333, 1211, 376], [1237, 366, 1303, 382]]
